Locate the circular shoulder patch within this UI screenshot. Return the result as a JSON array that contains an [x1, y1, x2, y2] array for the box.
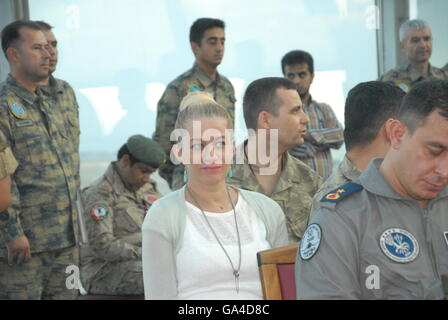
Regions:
[[379, 228, 419, 263], [300, 223, 322, 260], [90, 204, 110, 221], [8, 100, 27, 119]]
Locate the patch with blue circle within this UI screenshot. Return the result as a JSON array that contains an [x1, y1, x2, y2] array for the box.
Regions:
[[299, 223, 322, 260], [379, 228, 419, 263], [8, 100, 27, 119]]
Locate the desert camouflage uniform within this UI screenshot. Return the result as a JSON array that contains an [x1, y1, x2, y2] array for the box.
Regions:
[[0, 130, 18, 179], [0, 75, 80, 300], [310, 154, 361, 217], [378, 63, 448, 92], [80, 162, 160, 295], [153, 63, 235, 190], [228, 142, 322, 243]]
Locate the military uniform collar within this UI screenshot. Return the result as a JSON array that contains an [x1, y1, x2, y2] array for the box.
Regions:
[[404, 63, 436, 82], [105, 162, 156, 199], [39, 76, 63, 96], [340, 154, 362, 182], [105, 162, 136, 197], [6, 74, 40, 105], [232, 140, 305, 194], [192, 63, 219, 88], [231, 141, 264, 193], [360, 158, 448, 201]]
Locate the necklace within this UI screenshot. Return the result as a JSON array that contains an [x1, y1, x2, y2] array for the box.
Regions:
[[186, 185, 242, 294]]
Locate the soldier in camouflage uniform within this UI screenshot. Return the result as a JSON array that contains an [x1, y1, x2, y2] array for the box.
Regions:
[[378, 19, 447, 92], [35, 21, 80, 192], [0, 130, 18, 211], [0, 21, 80, 300], [310, 81, 405, 216], [153, 18, 235, 190], [227, 78, 322, 243], [80, 135, 165, 295]]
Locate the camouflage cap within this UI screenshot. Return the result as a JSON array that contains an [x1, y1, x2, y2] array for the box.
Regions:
[[126, 135, 166, 168]]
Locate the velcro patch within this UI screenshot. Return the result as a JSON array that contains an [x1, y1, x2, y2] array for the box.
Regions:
[[321, 181, 363, 203], [90, 204, 110, 221]]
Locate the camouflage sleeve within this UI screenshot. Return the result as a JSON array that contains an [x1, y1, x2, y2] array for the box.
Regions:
[[0, 132, 18, 178], [152, 84, 182, 187], [83, 188, 140, 261], [0, 108, 25, 243]]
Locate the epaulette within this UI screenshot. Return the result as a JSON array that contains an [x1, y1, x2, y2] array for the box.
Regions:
[[320, 181, 363, 203]]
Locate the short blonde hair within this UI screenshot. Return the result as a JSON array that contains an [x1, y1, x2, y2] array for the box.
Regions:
[[175, 100, 233, 130], [179, 91, 216, 111]]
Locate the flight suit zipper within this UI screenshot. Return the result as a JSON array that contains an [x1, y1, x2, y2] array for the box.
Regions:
[[422, 207, 440, 278]]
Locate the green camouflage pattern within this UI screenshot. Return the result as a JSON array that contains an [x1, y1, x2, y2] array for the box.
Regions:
[[228, 144, 322, 243], [378, 63, 448, 92], [310, 154, 361, 218], [153, 63, 236, 188], [80, 162, 160, 294], [0, 130, 18, 179], [40, 76, 80, 191], [0, 75, 80, 254], [0, 245, 79, 300]]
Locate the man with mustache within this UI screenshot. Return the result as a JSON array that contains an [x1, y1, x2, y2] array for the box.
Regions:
[[296, 80, 448, 299], [281, 50, 344, 180], [0, 20, 80, 299], [153, 17, 235, 191], [379, 19, 448, 93]]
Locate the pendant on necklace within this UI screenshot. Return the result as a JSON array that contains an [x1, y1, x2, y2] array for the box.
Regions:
[[234, 270, 240, 294]]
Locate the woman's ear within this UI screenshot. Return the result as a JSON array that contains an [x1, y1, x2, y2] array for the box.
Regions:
[[170, 143, 186, 165]]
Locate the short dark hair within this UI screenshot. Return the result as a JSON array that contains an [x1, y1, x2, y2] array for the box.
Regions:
[[189, 18, 225, 45], [1, 20, 42, 58], [398, 80, 448, 134], [34, 20, 53, 31], [243, 77, 297, 130], [344, 81, 405, 151], [281, 50, 314, 74], [117, 144, 139, 166]]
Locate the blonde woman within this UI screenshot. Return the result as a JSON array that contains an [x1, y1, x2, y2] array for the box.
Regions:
[[142, 94, 288, 299]]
